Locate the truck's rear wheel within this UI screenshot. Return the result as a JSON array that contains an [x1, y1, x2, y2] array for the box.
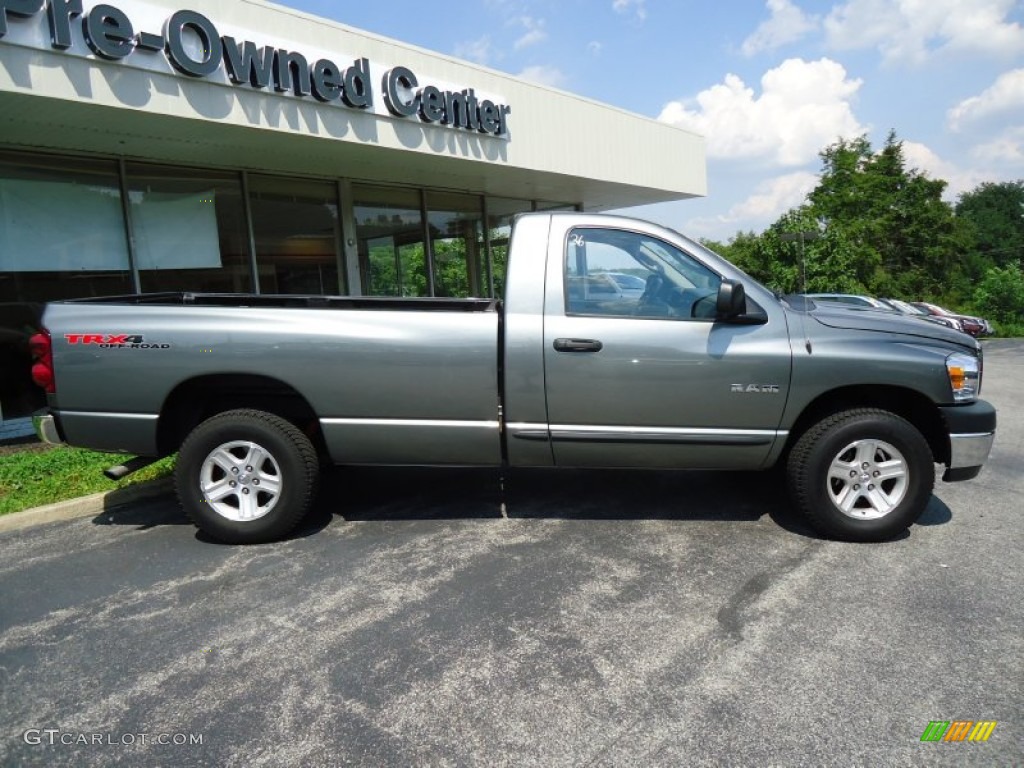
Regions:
[[175, 409, 319, 544], [787, 409, 934, 542]]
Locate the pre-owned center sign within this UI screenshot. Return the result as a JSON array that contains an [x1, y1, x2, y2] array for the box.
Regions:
[[0, 0, 512, 137]]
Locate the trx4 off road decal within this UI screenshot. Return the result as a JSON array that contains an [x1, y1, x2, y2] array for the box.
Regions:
[[64, 334, 171, 349]]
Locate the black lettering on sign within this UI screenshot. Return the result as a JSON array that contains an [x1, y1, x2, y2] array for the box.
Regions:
[[0, 2, 512, 137], [383, 65, 418, 117], [83, 3, 133, 60], [222, 36, 274, 88], [165, 9, 221, 77], [0, 0, 42, 38], [45, 0, 79, 49]]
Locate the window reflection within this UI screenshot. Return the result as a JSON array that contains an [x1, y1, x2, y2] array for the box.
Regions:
[[127, 163, 251, 294], [426, 192, 484, 298], [0, 151, 131, 302], [565, 227, 721, 319], [353, 185, 428, 297], [249, 176, 343, 295]]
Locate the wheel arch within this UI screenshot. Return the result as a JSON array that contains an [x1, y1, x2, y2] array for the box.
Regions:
[[782, 385, 949, 466], [157, 374, 327, 459]]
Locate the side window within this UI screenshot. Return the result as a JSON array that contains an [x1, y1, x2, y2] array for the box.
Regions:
[[564, 227, 722, 320]]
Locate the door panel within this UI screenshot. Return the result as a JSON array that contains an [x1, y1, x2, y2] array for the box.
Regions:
[[542, 224, 793, 469]]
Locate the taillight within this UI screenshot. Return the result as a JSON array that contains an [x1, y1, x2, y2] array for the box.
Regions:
[[29, 330, 56, 394]]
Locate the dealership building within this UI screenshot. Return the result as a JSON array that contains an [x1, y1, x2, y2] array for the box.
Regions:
[[0, 0, 706, 437]]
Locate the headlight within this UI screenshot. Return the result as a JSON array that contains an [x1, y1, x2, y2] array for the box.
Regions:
[[946, 353, 980, 402]]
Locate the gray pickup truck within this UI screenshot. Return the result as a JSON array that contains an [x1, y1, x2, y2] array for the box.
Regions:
[[31, 212, 996, 544]]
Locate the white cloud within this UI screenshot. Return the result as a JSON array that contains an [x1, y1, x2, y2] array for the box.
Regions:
[[948, 69, 1024, 131], [969, 127, 1024, 170], [741, 0, 818, 56], [453, 35, 494, 66], [587, 41, 603, 56], [612, 0, 646, 22], [516, 65, 567, 88], [902, 141, 965, 195], [825, 0, 1024, 64], [899, 130, 1024, 202], [680, 173, 817, 240], [513, 16, 547, 50], [727, 171, 819, 220], [658, 58, 866, 167]]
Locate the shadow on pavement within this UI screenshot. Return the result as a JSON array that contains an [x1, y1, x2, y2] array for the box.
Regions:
[[318, 466, 821, 537], [86, 466, 954, 542], [91, 493, 189, 530], [915, 496, 952, 526]]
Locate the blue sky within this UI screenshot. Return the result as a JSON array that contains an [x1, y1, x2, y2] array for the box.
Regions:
[[283, 0, 1024, 242]]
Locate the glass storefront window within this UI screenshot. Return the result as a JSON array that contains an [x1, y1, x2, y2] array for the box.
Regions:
[[248, 175, 344, 295], [0, 151, 132, 302], [0, 152, 133, 422], [485, 197, 534, 299], [127, 163, 252, 294], [0, 146, 585, 432], [426, 192, 485, 298], [352, 185, 428, 297]]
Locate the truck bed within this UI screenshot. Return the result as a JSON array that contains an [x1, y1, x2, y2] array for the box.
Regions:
[[41, 294, 503, 464]]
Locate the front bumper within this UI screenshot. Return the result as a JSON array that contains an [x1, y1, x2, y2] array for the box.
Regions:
[[32, 411, 64, 445], [939, 400, 996, 481]]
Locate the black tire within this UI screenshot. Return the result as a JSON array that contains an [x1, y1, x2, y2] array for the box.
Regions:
[[175, 409, 319, 544], [786, 408, 934, 542]]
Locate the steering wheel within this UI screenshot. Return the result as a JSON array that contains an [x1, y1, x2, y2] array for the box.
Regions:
[[636, 274, 672, 317]]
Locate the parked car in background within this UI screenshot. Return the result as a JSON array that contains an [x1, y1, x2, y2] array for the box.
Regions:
[[804, 294, 968, 334], [804, 294, 892, 310], [603, 272, 648, 299], [911, 302, 990, 338], [878, 299, 964, 333]]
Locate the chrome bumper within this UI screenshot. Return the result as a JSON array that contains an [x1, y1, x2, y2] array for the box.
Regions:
[[32, 412, 64, 445], [943, 431, 995, 481]]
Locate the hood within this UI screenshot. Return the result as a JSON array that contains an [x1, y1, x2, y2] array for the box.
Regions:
[[802, 301, 979, 351]]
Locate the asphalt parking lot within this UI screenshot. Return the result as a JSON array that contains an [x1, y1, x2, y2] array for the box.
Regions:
[[1, 341, 1021, 767]]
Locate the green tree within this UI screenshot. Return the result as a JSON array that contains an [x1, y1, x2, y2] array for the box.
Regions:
[[708, 211, 868, 295], [806, 131, 970, 298], [706, 138, 1023, 327], [955, 180, 1024, 269]]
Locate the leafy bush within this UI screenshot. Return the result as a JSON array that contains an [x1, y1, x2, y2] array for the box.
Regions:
[[973, 264, 1024, 330]]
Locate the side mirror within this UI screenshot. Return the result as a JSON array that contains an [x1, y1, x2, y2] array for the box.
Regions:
[[716, 279, 746, 319]]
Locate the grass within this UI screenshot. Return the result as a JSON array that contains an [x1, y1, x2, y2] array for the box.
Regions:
[[0, 445, 175, 516]]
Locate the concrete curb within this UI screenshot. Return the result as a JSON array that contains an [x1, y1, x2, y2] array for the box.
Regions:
[[0, 478, 175, 534]]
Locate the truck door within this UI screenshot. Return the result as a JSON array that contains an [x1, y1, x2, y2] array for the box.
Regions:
[[542, 222, 792, 470]]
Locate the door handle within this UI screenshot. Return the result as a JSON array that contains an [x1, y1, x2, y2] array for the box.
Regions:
[[553, 338, 603, 353]]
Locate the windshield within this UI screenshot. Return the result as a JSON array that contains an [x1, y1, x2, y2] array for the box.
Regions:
[[572, 228, 722, 294]]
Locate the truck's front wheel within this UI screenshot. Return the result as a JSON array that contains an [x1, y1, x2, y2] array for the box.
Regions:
[[787, 409, 934, 542], [175, 409, 319, 544]]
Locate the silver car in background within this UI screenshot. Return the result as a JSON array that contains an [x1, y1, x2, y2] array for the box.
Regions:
[[879, 299, 964, 333], [805, 294, 964, 333]]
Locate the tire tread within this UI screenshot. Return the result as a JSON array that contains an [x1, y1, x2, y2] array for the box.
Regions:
[[175, 408, 319, 543], [787, 408, 933, 542]]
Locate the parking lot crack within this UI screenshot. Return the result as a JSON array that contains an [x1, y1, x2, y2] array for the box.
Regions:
[[715, 544, 820, 641]]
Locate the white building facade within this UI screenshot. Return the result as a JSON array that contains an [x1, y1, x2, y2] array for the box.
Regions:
[[0, 0, 705, 432]]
